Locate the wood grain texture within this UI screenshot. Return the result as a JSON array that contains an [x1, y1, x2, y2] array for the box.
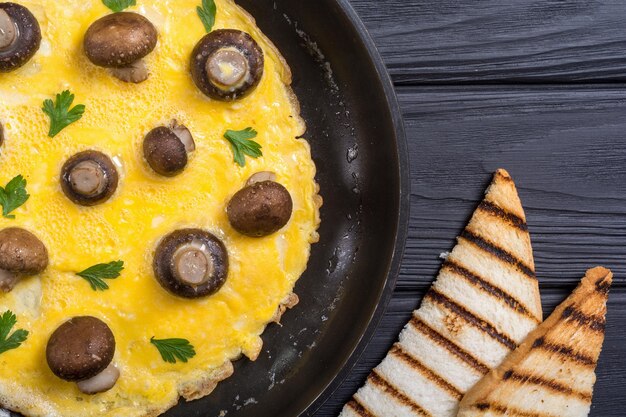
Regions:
[[399, 85, 626, 289], [316, 86, 626, 416], [316, 1, 626, 416], [349, 0, 626, 84]]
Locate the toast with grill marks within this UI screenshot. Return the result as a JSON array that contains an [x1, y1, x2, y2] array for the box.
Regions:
[[340, 169, 542, 417], [457, 266, 612, 417]]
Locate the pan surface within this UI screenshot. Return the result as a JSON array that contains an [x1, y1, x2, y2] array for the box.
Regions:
[[4, 1, 408, 416]]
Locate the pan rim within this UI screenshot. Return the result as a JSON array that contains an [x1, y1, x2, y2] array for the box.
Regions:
[[0, 1, 409, 415], [301, 0, 410, 414]]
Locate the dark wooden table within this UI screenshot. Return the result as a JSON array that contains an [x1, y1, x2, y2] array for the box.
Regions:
[[317, 1, 626, 415]]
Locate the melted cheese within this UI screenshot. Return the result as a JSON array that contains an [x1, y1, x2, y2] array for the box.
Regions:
[[0, 1, 319, 416]]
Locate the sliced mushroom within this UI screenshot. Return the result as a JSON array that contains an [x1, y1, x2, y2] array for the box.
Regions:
[[46, 316, 116, 383], [190, 29, 264, 101], [0, 227, 48, 292], [143, 121, 195, 177], [61, 150, 119, 206], [0, 121, 4, 147], [227, 181, 293, 237], [153, 229, 228, 298], [84, 12, 157, 83], [0, 3, 41, 72]]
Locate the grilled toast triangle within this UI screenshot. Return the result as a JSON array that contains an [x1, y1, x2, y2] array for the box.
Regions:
[[340, 169, 542, 417], [457, 266, 612, 417]]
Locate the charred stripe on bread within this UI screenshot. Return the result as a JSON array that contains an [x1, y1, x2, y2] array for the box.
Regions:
[[459, 230, 535, 280], [473, 402, 559, 417], [390, 344, 464, 401], [367, 370, 433, 416], [458, 267, 612, 417], [502, 370, 592, 402], [442, 260, 540, 323], [531, 337, 596, 367], [477, 201, 528, 231], [561, 306, 606, 333], [410, 316, 490, 375], [346, 399, 376, 417], [425, 289, 517, 350]]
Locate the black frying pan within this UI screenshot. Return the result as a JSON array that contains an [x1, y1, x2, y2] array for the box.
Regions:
[[5, 1, 408, 416]]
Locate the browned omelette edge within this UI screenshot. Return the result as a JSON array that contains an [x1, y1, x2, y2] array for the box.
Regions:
[[1, 0, 322, 415]]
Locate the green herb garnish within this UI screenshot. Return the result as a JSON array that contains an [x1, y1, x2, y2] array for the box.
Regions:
[[42, 90, 86, 138], [197, 0, 217, 33], [102, 0, 136, 13], [76, 260, 124, 291], [150, 337, 196, 363], [224, 127, 262, 167], [0, 310, 28, 355], [0, 175, 29, 219]]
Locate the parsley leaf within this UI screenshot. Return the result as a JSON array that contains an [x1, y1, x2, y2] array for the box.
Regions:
[[102, 0, 136, 13], [0, 310, 28, 355], [76, 260, 124, 291], [0, 175, 30, 219], [42, 90, 86, 138], [150, 337, 196, 364], [224, 128, 262, 167], [197, 0, 217, 33]]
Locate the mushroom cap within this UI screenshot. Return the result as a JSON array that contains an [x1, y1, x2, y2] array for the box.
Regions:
[[153, 229, 228, 298], [143, 126, 188, 177], [0, 227, 48, 274], [227, 181, 293, 237], [46, 316, 116, 382], [0, 2, 41, 73], [84, 12, 157, 68], [190, 29, 264, 101], [60, 150, 119, 206]]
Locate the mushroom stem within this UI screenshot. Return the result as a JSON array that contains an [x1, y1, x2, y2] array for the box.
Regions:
[[206, 48, 249, 89], [190, 29, 264, 101], [0, 268, 19, 292], [61, 151, 119, 206], [170, 120, 195, 152], [69, 160, 107, 196], [77, 363, 120, 395], [0, 9, 16, 50], [153, 229, 229, 298], [0, 3, 41, 72], [110, 59, 149, 84], [172, 239, 214, 286], [247, 171, 277, 186]]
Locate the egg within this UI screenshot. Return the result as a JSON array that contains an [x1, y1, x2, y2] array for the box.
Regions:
[[0, 0, 320, 416]]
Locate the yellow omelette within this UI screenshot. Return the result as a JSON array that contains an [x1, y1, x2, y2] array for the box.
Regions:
[[0, 0, 320, 416]]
